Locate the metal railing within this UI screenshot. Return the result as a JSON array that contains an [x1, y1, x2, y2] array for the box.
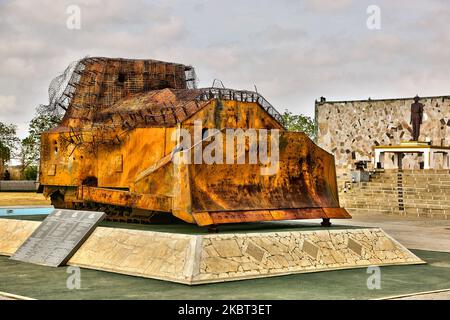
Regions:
[[197, 87, 284, 125]]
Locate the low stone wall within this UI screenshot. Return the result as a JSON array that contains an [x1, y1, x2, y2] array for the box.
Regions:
[[0, 218, 424, 285], [0, 181, 37, 192], [194, 229, 423, 283]]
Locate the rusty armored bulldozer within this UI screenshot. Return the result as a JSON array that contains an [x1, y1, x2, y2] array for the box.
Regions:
[[38, 57, 350, 227]]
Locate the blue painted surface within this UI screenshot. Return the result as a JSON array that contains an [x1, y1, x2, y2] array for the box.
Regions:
[[0, 207, 53, 217]]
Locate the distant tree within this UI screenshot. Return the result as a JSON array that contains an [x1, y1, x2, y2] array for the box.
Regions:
[[24, 165, 38, 181], [18, 136, 39, 177], [280, 110, 317, 141], [0, 143, 11, 174], [22, 111, 62, 170], [0, 122, 20, 175], [0, 122, 19, 150], [28, 112, 62, 146], [0, 106, 62, 178], [4, 111, 62, 179]]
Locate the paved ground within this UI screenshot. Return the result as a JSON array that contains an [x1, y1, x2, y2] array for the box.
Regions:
[[0, 192, 50, 206], [329, 214, 450, 253], [389, 290, 450, 300], [0, 194, 449, 300], [0, 215, 449, 300], [0, 249, 448, 300], [342, 213, 450, 300], [0, 192, 448, 252]]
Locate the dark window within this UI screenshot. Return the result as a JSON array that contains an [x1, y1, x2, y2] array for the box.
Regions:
[[118, 73, 126, 83], [202, 128, 208, 139]]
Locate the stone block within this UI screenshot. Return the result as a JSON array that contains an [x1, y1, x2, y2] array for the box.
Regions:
[[211, 239, 242, 258], [0, 218, 425, 285]]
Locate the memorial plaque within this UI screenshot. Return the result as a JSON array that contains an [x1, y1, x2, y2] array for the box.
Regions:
[[10, 209, 105, 267]]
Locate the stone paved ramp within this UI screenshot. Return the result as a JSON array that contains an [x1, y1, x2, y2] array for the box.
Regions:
[[0, 250, 448, 300], [0, 291, 33, 300], [383, 289, 450, 300], [327, 214, 450, 253], [0, 218, 424, 285], [392, 291, 450, 300]]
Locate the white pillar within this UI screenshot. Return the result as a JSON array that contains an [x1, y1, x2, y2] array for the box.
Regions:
[[374, 149, 381, 168], [423, 149, 431, 169], [447, 152, 450, 169], [377, 151, 385, 169], [429, 150, 434, 169], [393, 153, 399, 169], [443, 152, 450, 169]]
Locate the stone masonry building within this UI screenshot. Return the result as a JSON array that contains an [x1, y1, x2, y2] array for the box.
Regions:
[[315, 95, 450, 179]]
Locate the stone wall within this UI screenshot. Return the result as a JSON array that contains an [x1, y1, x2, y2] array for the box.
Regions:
[[0, 181, 37, 192], [0, 218, 424, 285], [315, 95, 450, 178]]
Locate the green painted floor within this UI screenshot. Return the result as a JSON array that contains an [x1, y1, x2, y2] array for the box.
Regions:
[[0, 250, 449, 300]]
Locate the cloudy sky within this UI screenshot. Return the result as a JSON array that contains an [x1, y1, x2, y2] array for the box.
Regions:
[[1, 0, 449, 138]]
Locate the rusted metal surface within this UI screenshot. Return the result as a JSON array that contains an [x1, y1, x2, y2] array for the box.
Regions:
[[39, 57, 350, 226], [80, 186, 172, 212], [193, 208, 351, 226], [186, 132, 340, 213]]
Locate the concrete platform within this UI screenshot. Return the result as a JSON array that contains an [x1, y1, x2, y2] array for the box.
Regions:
[[0, 217, 423, 285], [0, 181, 36, 192], [0, 198, 447, 298]]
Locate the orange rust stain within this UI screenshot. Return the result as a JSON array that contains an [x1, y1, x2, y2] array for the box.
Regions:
[[39, 57, 350, 226]]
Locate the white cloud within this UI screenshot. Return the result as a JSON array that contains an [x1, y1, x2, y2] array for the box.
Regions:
[[254, 25, 307, 44], [1, 0, 450, 139], [303, 0, 354, 12], [0, 95, 17, 119]]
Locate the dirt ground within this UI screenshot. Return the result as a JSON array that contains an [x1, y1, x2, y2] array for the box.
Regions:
[[0, 192, 50, 206]]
